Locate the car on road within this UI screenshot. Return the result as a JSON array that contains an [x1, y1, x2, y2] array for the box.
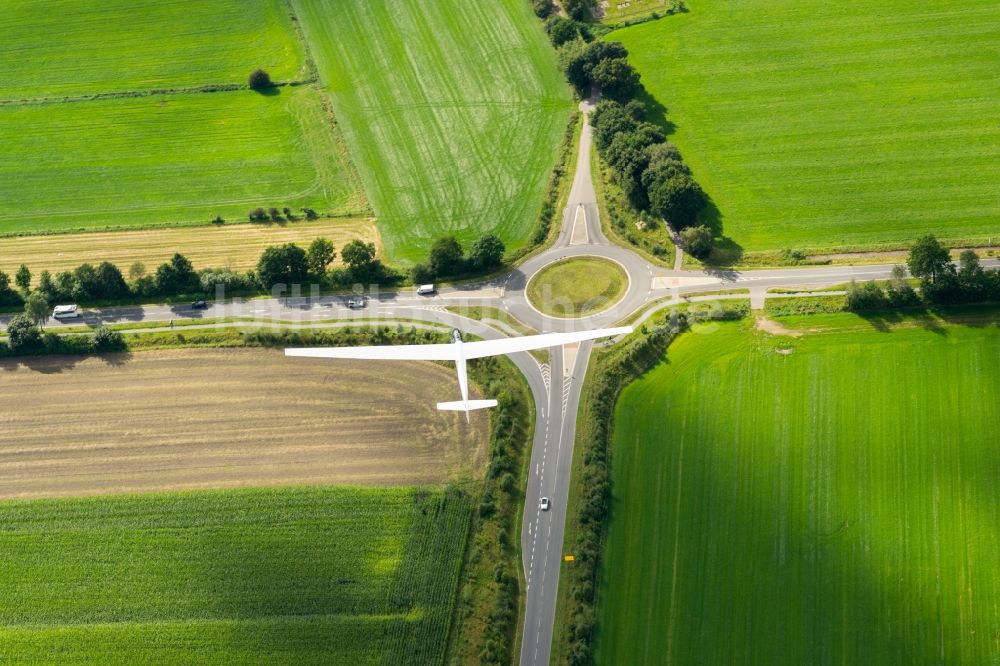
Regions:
[[416, 284, 436, 295], [346, 296, 366, 309], [540, 497, 550, 511], [52, 304, 79, 319], [191, 300, 208, 310]]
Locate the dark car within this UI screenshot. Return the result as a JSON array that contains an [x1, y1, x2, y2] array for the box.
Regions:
[[347, 296, 366, 309], [191, 300, 208, 310]]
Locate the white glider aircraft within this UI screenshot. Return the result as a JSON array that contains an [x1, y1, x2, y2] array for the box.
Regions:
[[285, 327, 631, 420]]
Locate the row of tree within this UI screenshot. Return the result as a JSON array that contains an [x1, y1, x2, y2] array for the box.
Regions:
[[5, 314, 124, 355], [410, 233, 506, 284], [544, 25, 713, 257], [0, 238, 394, 314], [247, 206, 319, 222], [847, 236, 1000, 310]]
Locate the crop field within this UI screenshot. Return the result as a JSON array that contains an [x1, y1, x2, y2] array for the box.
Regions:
[[0, 348, 488, 499], [1, 0, 367, 237], [0, 218, 377, 279], [293, 0, 574, 261], [610, 0, 1000, 252], [0, 87, 365, 235], [0, 485, 471, 664], [598, 315, 1000, 664], [0, 0, 305, 100]]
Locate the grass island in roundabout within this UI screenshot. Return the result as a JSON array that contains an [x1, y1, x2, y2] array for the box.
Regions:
[[527, 256, 628, 318]]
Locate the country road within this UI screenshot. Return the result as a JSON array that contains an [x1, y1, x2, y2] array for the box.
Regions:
[[1, 97, 996, 666]]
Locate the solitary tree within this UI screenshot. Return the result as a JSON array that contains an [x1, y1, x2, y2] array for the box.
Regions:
[[24, 291, 49, 328], [907, 235, 951, 283], [248, 68, 273, 90], [306, 237, 336, 278], [15, 264, 31, 293]]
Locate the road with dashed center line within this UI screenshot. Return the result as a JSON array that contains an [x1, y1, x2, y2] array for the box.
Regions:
[[2, 95, 996, 666]]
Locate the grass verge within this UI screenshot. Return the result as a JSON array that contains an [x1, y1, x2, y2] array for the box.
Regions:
[[527, 257, 628, 318]]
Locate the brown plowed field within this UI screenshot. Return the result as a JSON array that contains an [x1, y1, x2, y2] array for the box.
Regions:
[[0, 348, 488, 499]]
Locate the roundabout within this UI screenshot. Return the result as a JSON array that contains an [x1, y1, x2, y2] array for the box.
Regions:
[[526, 256, 628, 318]]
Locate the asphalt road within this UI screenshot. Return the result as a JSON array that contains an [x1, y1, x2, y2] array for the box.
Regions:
[[3, 96, 997, 666]]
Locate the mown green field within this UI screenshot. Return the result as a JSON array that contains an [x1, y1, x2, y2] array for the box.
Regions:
[[0, 486, 471, 664], [598, 314, 1000, 664], [0, 0, 366, 237], [1, 0, 304, 99], [0, 86, 365, 235], [610, 0, 1000, 252], [294, 0, 574, 261]]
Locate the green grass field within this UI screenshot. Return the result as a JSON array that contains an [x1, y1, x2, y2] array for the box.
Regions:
[[293, 0, 574, 261], [0, 86, 365, 234], [610, 1, 1000, 252], [527, 257, 628, 317], [0, 485, 471, 664], [1, 0, 305, 100], [0, 0, 366, 237], [598, 314, 1000, 664]]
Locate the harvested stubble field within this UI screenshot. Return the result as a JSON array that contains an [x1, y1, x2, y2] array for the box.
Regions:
[[610, 0, 1000, 252], [294, 0, 574, 261], [598, 315, 1000, 664], [0, 348, 488, 499], [0, 485, 472, 664], [0, 218, 378, 279]]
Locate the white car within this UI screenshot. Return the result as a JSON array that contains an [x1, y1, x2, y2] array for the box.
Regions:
[[416, 284, 436, 295], [52, 304, 79, 319], [540, 497, 550, 511]]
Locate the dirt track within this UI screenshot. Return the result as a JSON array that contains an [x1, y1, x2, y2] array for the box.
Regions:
[[0, 349, 488, 499]]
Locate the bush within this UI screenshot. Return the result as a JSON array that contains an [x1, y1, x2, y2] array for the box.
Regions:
[[533, 0, 554, 18], [199, 269, 253, 295], [545, 16, 580, 46], [680, 225, 713, 259], [411, 262, 434, 285], [564, 0, 593, 21], [93, 326, 126, 352], [248, 68, 273, 90], [249, 207, 268, 222], [845, 280, 888, 311], [7, 314, 41, 353]]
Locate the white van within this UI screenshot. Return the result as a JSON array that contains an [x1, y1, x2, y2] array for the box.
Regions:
[[52, 304, 79, 319], [416, 284, 436, 295]]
